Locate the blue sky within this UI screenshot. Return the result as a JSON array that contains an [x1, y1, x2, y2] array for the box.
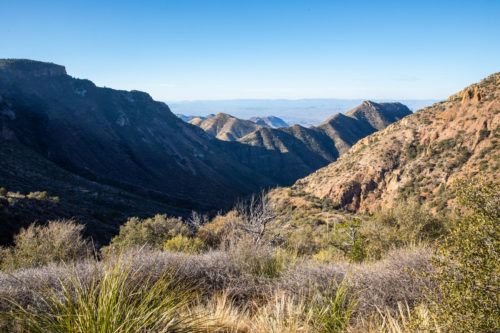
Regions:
[[1, 0, 499, 101]]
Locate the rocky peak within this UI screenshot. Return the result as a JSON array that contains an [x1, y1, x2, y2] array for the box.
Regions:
[[459, 85, 482, 103], [0, 59, 67, 78], [449, 73, 499, 104]]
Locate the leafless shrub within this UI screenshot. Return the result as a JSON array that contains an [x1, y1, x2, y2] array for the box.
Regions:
[[235, 191, 277, 244], [347, 246, 433, 316], [186, 211, 208, 230]]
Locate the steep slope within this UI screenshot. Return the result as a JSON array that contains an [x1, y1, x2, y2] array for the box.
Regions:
[[190, 113, 264, 141], [0, 59, 277, 212], [290, 73, 499, 212], [317, 101, 412, 154], [0, 141, 185, 245], [249, 116, 289, 128], [232, 125, 337, 182]]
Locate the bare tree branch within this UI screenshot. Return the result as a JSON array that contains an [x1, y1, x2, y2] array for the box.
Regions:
[[236, 191, 276, 244]]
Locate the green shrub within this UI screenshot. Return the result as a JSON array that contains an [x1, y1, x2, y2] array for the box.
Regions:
[[431, 180, 499, 332], [0, 220, 92, 271], [163, 235, 205, 254], [479, 128, 490, 140], [359, 199, 444, 260], [313, 246, 345, 263], [0, 187, 7, 196], [196, 211, 242, 248], [26, 191, 48, 200], [346, 238, 366, 263], [104, 214, 190, 253]]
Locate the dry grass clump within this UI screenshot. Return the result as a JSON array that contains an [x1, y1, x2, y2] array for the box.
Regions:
[[191, 284, 354, 333], [350, 303, 441, 333], [1, 258, 203, 333]]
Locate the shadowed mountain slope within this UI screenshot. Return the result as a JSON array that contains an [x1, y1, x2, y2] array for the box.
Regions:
[[0, 141, 183, 245], [0, 59, 279, 213]]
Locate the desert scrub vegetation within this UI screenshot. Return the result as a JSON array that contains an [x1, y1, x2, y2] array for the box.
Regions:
[[0, 246, 432, 332], [0, 183, 497, 331], [103, 214, 191, 253], [0, 220, 93, 271], [26, 190, 60, 202], [357, 198, 445, 260], [163, 235, 205, 254], [429, 180, 499, 332]]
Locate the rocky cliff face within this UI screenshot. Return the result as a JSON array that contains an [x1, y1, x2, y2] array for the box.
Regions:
[[288, 73, 499, 212], [0, 59, 67, 77]]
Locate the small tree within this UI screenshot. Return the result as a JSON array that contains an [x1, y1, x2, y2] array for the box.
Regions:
[[432, 180, 499, 332]]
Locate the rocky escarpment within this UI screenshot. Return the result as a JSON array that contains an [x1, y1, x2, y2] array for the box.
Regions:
[[0, 59, 67, 77], [286, 73, 499, 212]]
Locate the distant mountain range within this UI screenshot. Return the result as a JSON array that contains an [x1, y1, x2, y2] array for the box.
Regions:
[[170, 98, 437, 126], [249, 116, 289, 128], [187, 101, 412, 180], [188, 113, 262, 141]]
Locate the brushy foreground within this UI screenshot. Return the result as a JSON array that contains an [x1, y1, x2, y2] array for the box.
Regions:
[[0, 246, 432, 332]]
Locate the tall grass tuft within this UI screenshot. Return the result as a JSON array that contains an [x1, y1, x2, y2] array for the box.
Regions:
[[351, 302, 441, 333], [1, 259, 204, 333], [313, 281, 355, 332]]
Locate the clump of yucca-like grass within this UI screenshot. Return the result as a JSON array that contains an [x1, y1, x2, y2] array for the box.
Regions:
[[312, 281, 355, 332], [190, 281, 355, 333], [1, 258, 204, 333], [350, 302, 441, 333]]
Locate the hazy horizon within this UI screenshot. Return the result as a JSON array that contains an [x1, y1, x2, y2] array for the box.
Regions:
[[169, 98, 438, 126]]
